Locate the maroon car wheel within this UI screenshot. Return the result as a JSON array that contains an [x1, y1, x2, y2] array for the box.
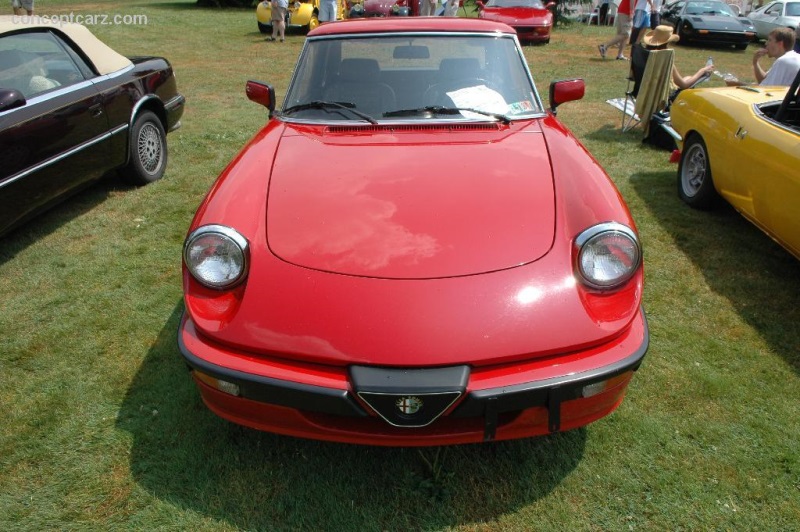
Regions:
[[122, 111, 168, 185]]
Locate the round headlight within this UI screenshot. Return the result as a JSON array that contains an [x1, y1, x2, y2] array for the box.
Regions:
[[184, 225, 249, 289], [575, 223, 641, 289]]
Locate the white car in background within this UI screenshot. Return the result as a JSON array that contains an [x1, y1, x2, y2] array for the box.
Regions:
[[747, 1, 800, 40]]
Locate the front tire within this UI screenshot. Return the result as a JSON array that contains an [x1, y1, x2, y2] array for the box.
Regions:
[[307, 16, 319, 32], [121, 111, 167, 186], [678, 134, 717, 209], [258, 21, 272, 33]]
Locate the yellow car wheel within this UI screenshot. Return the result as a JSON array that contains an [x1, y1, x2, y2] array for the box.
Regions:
[[308, 16, 319, 31]]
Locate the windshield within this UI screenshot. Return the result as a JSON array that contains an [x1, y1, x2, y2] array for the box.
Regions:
[[685, 1, 736, 16], [484, 0, 547, 8], [281, 33, 542, 123]]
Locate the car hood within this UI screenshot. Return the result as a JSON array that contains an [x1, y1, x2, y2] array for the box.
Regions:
[[480, 8, 549, 24], [686, 15, 752, 30], [266, 122, 555, 279]]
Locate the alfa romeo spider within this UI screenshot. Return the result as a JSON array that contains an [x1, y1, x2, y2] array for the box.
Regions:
[[672, 68, 800, 259], [179, 18, 648, 446], [0, 17, 184, 237]]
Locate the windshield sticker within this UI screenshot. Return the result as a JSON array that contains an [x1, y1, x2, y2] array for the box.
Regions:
[[508, 101, 535, 114]]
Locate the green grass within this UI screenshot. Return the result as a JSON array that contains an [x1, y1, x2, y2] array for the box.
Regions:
[[2, 1, 799, 529]]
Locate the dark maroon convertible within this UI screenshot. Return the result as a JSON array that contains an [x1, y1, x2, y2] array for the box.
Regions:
[[0, 17, 185, 237]]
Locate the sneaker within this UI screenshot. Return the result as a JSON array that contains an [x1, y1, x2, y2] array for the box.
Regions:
[[598, 44, 606, 59], [616, 55, 628, 61]]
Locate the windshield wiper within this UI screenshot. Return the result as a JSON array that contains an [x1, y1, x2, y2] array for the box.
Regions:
[[383, 106, 511, 124], [280, 100, 378, 124]]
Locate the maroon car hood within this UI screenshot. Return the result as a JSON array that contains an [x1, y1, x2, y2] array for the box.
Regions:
[[266, 123, 555, 279]]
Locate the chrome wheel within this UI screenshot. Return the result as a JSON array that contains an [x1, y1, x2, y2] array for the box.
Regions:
[[121, 110, 168, 185], [680, 142, 706, 198], [677, 134, 718, 209], [137, 122, 164, 176]]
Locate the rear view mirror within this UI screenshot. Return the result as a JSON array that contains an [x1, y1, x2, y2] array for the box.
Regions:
[[393, 45, 430, 59], [246, 80, 276, 117], [548, 78, 585, 114], [0, 88, 25, 112]]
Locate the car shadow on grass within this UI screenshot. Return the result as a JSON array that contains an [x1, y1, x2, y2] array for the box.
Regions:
[[630, 169, 800, 373], [117, 302, 587, 529], [0, 176, 135, 267]]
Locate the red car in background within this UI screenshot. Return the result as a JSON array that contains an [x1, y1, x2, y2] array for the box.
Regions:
[[477, 0, 555, 43], [179, 18, 646, 446]]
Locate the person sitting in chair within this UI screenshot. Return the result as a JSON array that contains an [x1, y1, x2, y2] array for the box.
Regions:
[[641, 25, 715, 91]]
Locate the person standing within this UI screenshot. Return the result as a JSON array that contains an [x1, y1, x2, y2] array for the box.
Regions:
[[444, 0, 459, 16], [650, 0, 662, 29], [598, 0, 632, 60], [420, 0, 437, 16], [11, 0, 33, 16], [269, 0, 288, 42], [319, 0, 338, 23], [629, 0, 652, 45]]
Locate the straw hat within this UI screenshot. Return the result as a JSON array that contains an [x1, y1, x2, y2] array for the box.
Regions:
[[642, 25, 680, 47]]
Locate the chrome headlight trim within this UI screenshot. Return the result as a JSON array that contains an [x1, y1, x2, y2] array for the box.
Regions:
[[183, 224, 250, 290], [574, 222, 641, 290]]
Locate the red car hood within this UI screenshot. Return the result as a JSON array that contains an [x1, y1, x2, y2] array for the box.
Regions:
[[266, 123, 555, 279], [481, 7, 550, 24]]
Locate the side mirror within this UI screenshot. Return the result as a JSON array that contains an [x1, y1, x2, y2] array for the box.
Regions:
[[246, 80, 276, 117], [0, 88, 26, 112], [548, 78, 585, 114]]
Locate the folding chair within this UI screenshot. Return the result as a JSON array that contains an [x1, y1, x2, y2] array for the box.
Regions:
[[606, 44, 674, 135]]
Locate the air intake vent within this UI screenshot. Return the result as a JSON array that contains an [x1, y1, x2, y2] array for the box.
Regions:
[[327, 123, 502, 134]]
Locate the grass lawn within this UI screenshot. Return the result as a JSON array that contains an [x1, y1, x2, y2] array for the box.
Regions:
[[1, 1, 799, 529]]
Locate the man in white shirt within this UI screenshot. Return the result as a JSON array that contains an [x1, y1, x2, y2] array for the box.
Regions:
[[756, 27, 800, 86]]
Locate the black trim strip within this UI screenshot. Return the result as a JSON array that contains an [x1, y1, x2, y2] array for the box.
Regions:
[[454, 308, 649, 419], [177, 327, 368, 418], [178, 307, 649, 427]]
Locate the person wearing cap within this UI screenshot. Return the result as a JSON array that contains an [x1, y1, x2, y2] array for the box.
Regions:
[[642, 25, 715, 90]]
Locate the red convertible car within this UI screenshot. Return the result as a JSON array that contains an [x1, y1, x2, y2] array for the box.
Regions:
[[180, 18, 647, 446], [477, 0, 555, 44]]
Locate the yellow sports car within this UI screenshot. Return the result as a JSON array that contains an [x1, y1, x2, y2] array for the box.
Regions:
[[256, 0, 348, 34], [670, 71, 800, 260]]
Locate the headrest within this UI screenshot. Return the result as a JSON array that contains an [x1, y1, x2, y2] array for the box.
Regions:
[[439, 58, 481, 79], [338, 58, 380, 80]]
